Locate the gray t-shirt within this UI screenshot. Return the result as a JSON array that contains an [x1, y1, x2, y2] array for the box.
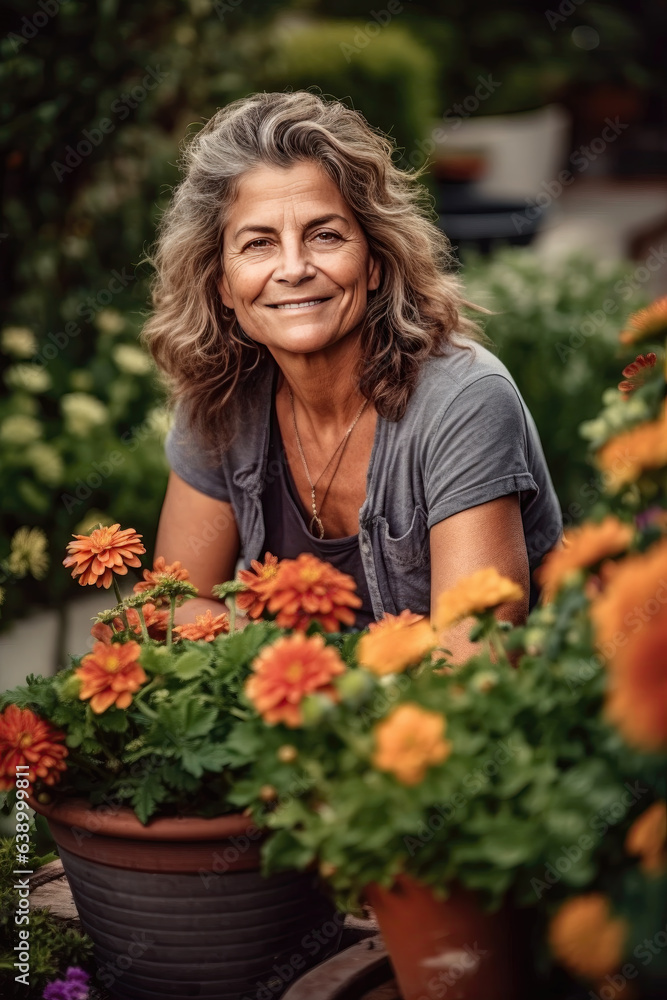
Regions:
[[165, 339, 563, 622]]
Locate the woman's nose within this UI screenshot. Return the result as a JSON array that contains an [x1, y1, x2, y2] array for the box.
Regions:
[[271, 239, 317, 285]]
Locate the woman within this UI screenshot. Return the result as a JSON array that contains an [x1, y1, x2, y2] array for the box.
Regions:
[[145, 91, 562, 663]]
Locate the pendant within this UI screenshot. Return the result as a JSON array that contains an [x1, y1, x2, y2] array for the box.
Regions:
[[309, 513, 325, 539]]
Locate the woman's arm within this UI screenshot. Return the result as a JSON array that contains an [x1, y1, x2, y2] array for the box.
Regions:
[[154, 471, 243, 624], [430, 493, 529, 665]]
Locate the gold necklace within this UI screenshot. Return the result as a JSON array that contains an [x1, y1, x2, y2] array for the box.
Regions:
[[288, 385, 369, 539]]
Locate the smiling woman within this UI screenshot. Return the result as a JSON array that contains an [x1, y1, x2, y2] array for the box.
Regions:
[[143, 91, 562, 661]]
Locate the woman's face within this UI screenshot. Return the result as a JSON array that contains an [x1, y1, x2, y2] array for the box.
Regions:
[[220, 160, 380, 359]]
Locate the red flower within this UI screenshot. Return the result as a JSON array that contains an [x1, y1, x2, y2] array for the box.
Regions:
[[0, 705, 68, 790], [618, 352, 657, 394], [63, 524, 145, 588]]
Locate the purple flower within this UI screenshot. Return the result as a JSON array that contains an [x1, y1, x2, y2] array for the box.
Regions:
[[43, 966, 90, 1000]]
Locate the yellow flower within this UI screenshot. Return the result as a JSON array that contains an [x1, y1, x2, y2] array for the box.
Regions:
[[590, 538, 667, 654], [619, 296, 667, 345], [434, 567, 523, 631], [536, 516, 633, 602], [625, 801, 667, 874], [596, 402, 667, 492], [357, 615, 437, 676], [7, 527, 49, 580], [549, 894, 627, 979], [1, 326, 37, 358], [372, 703, 451, 785]]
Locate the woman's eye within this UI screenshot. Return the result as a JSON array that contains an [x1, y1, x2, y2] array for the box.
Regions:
[[246, 238, 271, 249], [312, 231, 341, 244]]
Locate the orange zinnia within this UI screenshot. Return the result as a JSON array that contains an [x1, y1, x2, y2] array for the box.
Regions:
[[173, 609, 229, 642], [0, 705, 68, 790], [245, 633, 346, 727], [116, 603, 170, 639], [358, 615, 437, 676], [596, 402, 667, 492], [625, 801, 667, 874], [434, 567, 524, 632], [266, 553, 362, 632], [63, 523, 145, 588], [604, 602, 667, 752], [590, 537, 667, 654], [236, 552, 279, 619], [548, 894, 627, 979], [133, 556, 190, 594], [536, 516, 634, 603], [75, 640, 147, 713], [372, 703, 451, 786], [619, 296, 667, 345]]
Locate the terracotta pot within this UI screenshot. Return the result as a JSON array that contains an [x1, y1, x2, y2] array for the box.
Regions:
[[31, 797, 340, 1000], [364, 875, 525, 1000]]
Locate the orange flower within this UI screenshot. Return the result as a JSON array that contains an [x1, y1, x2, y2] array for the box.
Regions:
[[63, 524, 145, 588], [0, 705, 68, 791], [236, 552, 279, 619], [618, 352, 657, 393], [75, 640, 147, 713], [372, 703, 451, 785], [266, 553, 362, 632], [91, 622, 114, 644], [536, 516, 634, 603], [173, 609, 229, 642], [590, 537, 667, 654], [434, 567, 524, 632], [116, 603, 170, 639], [245, 633, 346, 727], [133, 556, 190, 594], [619, 296, 667, 345], [549, 894, 627, 979], [604, 602, 667, 751], [625, 801, 667, 874], [358, 616, 437, 676], [596, 402, 667, 492], [367, 610, 425, 631]]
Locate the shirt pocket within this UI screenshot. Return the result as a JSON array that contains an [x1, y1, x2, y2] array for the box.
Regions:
[[373, 505, 431, 615]]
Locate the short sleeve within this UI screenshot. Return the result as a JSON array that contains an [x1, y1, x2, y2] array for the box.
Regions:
[[164, 408, 231, 503], [424, 374, 538, 529]]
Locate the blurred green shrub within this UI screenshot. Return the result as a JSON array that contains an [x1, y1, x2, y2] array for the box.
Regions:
[[462, 247, 649, 525]]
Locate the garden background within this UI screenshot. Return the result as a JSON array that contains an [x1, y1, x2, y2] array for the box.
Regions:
[[0, 0, 666, 680]]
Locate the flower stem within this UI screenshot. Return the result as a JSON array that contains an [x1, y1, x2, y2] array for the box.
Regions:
[[112, 576, 130, 632], [166, 595, 176, 648], [228, 595, 236, 633], [136, 606, 149, 643], [487, 629, 507, 665]]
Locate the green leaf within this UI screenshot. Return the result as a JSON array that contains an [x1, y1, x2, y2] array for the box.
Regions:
[[262, 829, 315, 873], [165, 646, 213, 679], [181, 744, 228, 778], [131, 781, 169, 825]]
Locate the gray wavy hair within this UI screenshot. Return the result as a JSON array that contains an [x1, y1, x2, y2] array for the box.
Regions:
[[143, 90, 483, 449]]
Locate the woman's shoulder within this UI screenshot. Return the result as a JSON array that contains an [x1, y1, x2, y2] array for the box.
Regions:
[[409, 336, 519, 415]]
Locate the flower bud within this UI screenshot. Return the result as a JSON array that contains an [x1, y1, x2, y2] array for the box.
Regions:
[[259, 784, 277, 802], [277, 745, 298, 764]]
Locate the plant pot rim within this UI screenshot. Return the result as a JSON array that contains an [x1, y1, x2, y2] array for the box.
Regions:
[[28, 795, 257, 841]]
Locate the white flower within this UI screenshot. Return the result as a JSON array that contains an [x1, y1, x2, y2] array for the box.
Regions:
[[1, 326, 37, 358], [61, 392, 108, 436], [146, 406, 170, 440], [4, 364, 52, 394], [69, 370, 95, 392], [112, 343, 153, 375], [26, 442, 64, 486], [0, 414, 43, 446], [95, 309, 126, 335]]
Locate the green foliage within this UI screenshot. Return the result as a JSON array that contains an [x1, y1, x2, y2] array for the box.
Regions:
[[0, 829, 92, 998], [462, 249, 650, 518]]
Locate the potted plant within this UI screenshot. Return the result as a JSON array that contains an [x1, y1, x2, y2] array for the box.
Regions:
[[216, 298, 667, 999], [0, 540, 366, 999]]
